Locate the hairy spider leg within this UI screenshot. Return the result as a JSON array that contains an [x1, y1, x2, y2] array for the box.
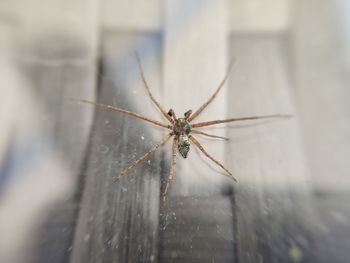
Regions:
[[162, 137, 178, 204], [189, 135, 237, 182], [70, 98, 172, 129], [191, 130, 229, 140], [167, 109, 177, 121], [184, 110, 192, 120], [188, 58, 236, 122], [192, 114, 292, 128], [119, 133, 173, 178], [135, 53, 174, 124]]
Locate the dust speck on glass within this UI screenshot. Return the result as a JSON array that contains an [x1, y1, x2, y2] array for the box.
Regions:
[[71, 53, 290, 204]]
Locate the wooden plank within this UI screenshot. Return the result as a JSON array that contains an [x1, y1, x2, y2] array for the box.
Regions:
[[71, 33, 163, 263], [160, 0, 236, 261], [293, 0, 350, 192], [16, 0, 98, 175], [20, 2, 99, 262], [0, 1, 99, 262], [163, 0, 229, 197], [229, 36, 322, 262]]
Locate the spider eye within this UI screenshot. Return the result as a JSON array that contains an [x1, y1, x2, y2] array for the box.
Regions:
[[168, 109, 173, 117]]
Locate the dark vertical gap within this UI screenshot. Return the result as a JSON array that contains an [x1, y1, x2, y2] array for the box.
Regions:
[[158, 149, 168, 263], [228, 37, 238, 263], [229, 186, 238, 263], [96, 55, 105, 95], [0, 131, 17, 194]]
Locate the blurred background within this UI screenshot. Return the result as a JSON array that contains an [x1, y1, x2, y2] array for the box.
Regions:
[[0, 0, 349, 262]]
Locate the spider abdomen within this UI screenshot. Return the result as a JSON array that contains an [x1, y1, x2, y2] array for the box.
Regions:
[[178, 134, 191, 158]]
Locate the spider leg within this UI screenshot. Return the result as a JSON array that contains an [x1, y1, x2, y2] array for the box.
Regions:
[[188, 59, 236, 122], [70, 98, 172, 129], [135, 53, 174, 124], [119, 133, 173, 178], [168, 109, 177, 121], [184, 110, 192, 120], [191, 130, 229, 140], [162, 137, 177, 205], [189, 135, 237, 182], [192, 114, 292, 128]]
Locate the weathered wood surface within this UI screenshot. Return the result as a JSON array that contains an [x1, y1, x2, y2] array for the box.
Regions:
[[159, 195, 235, 263], [71, 34, 163, 263]]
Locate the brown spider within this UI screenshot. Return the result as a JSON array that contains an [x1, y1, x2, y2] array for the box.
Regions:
[[72, 54, 290, 203]]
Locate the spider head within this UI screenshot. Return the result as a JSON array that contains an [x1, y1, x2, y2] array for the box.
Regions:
[[173, 118, 191, 136]]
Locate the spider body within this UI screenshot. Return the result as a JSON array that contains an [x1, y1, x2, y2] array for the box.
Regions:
[[172, 117, 192, 158], [72, 54, 290, 204], [173, 117, 191, 136], [178, 134, 191, 158]]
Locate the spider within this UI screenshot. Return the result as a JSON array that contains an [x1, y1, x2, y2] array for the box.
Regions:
[[72, 54, 290, 204]]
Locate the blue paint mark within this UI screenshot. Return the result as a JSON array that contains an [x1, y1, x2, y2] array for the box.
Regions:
[[0, 136, 53, 193]]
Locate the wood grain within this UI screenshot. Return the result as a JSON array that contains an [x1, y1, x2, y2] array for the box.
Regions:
[[71, 34, 163, 263]]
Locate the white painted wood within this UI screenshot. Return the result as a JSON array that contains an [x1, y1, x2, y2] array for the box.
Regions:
[[293, 0, 350, 191], [163, 0, 229, 196], [231, 0, 291, 33], [101, 0, 291, 33], [102, 0, 161, 31], [228, 38, 307, 188]]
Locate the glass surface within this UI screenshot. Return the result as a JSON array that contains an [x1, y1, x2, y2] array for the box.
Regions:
[[0, 1, 349, 263]]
